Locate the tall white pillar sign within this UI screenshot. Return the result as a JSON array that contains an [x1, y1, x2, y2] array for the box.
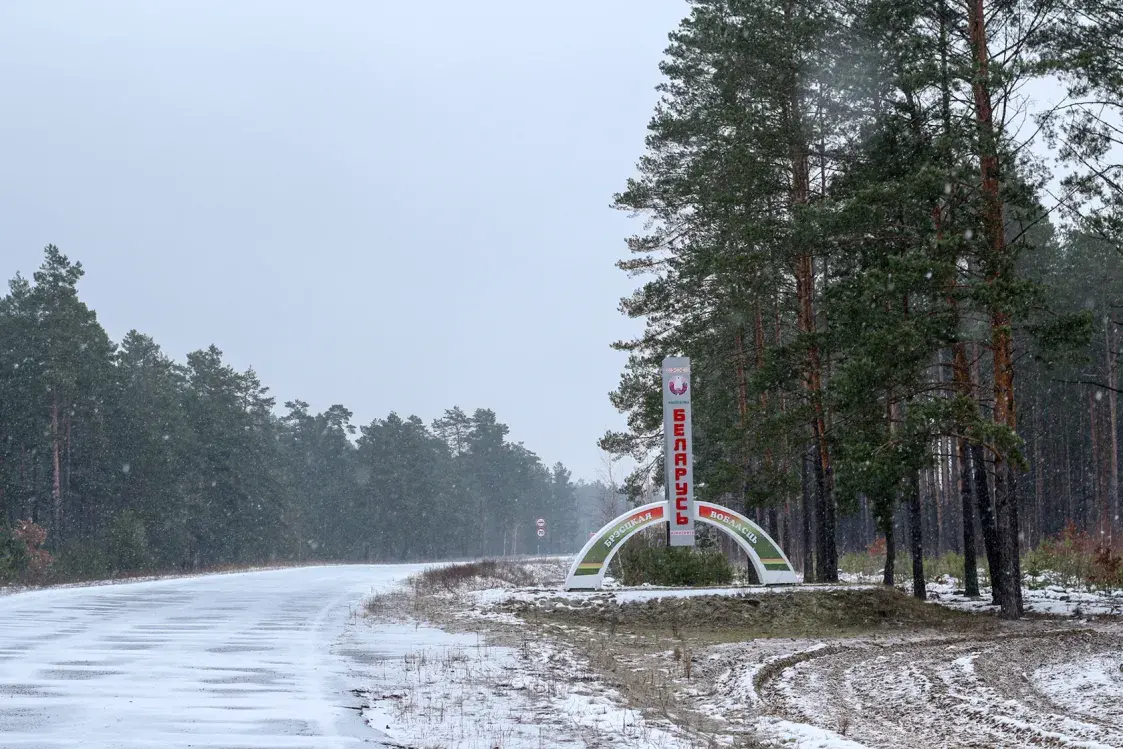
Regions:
[[662, 356, 695, 546]]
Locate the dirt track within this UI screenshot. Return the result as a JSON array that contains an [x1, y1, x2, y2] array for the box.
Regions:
[[755, 624, 1123, 748]]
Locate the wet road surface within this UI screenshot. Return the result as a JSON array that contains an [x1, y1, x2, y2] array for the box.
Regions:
[[0, 565, 422, 748]]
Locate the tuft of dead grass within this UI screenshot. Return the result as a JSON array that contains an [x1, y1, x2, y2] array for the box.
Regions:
[[412, 559, 538, 593], [366, 559, 560, 624]]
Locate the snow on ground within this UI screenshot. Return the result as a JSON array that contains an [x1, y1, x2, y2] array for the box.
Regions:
[[362, 605, 706, 747], [837, 569, 1123, 617], [926, 576, 1123, 617], [0, 565, 430, 748], [763, 628, 1123, 748], [467, 582, 872, 613], [0, 559, 716, 749], [454, 562, 1123, 749], [470, 573, 1123, 620], [754, 717, 871, 749], [1033, 653, 1123, 726], [361, 634, 710, 749], [9, 558, 1119, 749], [684, 624, 1123, 749]]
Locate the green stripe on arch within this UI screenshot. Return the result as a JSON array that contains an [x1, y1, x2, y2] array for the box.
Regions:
[[574, 506, 666, 569]]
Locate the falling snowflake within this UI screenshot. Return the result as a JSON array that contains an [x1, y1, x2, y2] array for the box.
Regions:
[[965, 229, 975, 240], [122, 463, 131, 474]]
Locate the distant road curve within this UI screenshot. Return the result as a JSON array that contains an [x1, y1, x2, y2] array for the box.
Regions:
[[0, 565, 424, 749]]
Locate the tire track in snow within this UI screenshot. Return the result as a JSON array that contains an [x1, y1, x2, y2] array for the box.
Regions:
[[757, 627, 1123, 749]]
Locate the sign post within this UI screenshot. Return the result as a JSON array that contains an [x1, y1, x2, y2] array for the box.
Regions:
[[535, 518, 546, 556], [662, 356, 695, 547]]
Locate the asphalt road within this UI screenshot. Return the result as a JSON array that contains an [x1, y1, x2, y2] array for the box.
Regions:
[[0, 565, 423, 748]]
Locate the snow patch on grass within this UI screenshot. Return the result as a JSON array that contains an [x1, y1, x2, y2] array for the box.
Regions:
[[360, 621, 700, 747], [467, 582, 876, 611], [754, 717, 871, 748], [926, 576, 1123, 617], [1032, 653, 1123, 725]]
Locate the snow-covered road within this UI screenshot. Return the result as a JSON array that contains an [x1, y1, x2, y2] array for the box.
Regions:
[[0, 565, 425, 749]]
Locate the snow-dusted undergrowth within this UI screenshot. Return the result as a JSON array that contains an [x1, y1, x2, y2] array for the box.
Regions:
[[360, 632, 698, 749], [927, 575, 1123, 617], [431, 560, 1123, 749], [363, 559, 711, 748]]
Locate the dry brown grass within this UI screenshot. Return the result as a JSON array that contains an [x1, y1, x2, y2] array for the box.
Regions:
[[509, 587, 995, 641], [410, 559, 537, 593], [364, 559, 547, 625]]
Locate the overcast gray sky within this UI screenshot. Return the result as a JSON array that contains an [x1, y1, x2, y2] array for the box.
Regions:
[[0, 1, 688, 480]]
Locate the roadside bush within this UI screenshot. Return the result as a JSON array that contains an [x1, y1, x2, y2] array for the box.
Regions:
[[839, 540, 990, 589], [838, 552, 877, 578], [839, 537, 906, 580], [50, 541, 114, 582], [0, 525, 27, 582], [1023, 522, 1099, 588], [618, 545, 734, 587], [926, 552, 967, 581], [1021, 523, 1123, 591], [1090, 546, 1123, 589], [412, 559, 536, 592], [106, 511, 152, 573], [0, 521, 52, 584]]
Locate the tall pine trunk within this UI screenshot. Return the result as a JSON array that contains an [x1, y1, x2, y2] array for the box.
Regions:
[[812, 419, 833, 580], [882, 503, 896, 587], [973, 443, 1003, 600], [51, 392, 62, 540], [1106, 317, 1119, 546], [959, 438, 980, 596], [908, 470, 926, 600], [1092, 390, 1110, 542], [802, 445, 815, 580], [786, 34, 836, 581], [20, 447, 30, 520], [734, 330, 753, 517], [933, 464, 945, 554], [968, 0, 1022, 618], [754, 302, 779, 531], [1034, 389, 1045, 548]]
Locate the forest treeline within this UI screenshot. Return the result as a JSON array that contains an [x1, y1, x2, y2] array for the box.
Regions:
[[603, 0, 1123, 617], [0, 248, 591, 580]]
